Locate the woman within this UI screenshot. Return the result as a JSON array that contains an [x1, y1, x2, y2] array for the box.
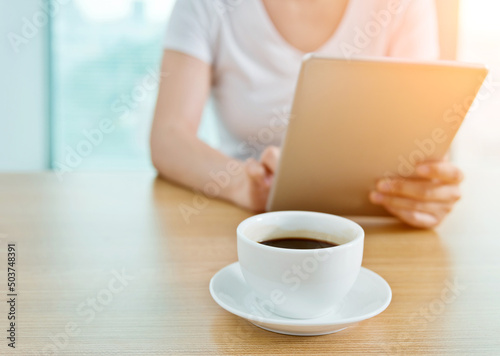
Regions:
[[151, 0, 463, 228]]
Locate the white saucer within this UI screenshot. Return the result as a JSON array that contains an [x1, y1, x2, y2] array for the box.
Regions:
[[209, 262, 392, 336]]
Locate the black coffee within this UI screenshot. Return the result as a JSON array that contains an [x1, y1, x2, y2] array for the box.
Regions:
[[259, 237, 339, 250]]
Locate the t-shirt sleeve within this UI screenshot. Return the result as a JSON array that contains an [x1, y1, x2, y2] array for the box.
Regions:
[[387, 0, 440, 60], [163, 0, 219, 64]]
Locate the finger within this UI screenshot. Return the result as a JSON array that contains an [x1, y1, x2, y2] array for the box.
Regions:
[[416, 161, 464, 183], [245, 159, 270, 186], [384, 205, 439, 229], [376, 179, 461, 202], [260, 146, 280, 174], [370, 191, 454, 215], [245, 159, 264, 180]]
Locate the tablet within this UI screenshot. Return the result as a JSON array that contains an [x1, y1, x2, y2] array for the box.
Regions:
[[266, 54, 488, 216]]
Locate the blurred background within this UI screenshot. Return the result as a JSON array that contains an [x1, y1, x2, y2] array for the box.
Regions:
[[0, 0, 499, 172]]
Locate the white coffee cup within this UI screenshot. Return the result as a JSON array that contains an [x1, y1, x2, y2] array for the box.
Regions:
[[237, 211, 364, 319]]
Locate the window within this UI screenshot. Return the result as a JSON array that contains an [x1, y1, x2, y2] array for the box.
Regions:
[[51, 0, 175, 170], [49, 0, 499, 172], [455, 0, 500, 166]]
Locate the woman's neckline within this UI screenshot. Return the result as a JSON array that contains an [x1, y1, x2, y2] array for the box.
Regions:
[[254, 0, 353, 56]]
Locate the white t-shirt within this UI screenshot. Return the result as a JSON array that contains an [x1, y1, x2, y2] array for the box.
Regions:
[[163, 0, 439, 160]]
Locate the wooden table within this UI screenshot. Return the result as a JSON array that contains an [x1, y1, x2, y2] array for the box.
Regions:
[[0, 166, 499, 355]]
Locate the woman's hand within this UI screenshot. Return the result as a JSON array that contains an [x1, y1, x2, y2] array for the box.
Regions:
[[369, 160, 463, 229], [231, 146, 280, 212]]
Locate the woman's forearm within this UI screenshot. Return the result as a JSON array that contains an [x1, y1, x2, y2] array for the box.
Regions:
[[150, 122, 244, 203], [150, 50, 245, 203]]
